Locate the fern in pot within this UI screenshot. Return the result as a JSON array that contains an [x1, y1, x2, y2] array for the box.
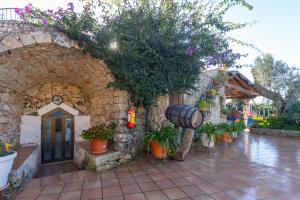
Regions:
[[197, 123, 222, 148], [143, 126, 181, 159], [81, 124, 115, 154]]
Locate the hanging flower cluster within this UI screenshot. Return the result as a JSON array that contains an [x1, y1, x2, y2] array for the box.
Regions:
[[15, 2, 75, 26]]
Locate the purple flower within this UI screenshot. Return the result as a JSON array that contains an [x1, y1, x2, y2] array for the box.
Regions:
[[114, 16, 121, 21], [24, 3, 33, 13], [186, 46, 195, 57], [67, 2, 74, 11], [53, 15, 60, 21], [47, 9, 54, 15], [42, 17, 48, 25]]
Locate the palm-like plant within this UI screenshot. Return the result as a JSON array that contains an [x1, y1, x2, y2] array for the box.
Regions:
[[142, 126, 181, 156]]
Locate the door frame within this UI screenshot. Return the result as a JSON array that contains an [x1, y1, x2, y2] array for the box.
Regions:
[[41, 108, 75, 164]]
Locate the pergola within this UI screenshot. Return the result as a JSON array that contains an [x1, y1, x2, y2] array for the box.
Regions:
[[225, 71, 260, 100]]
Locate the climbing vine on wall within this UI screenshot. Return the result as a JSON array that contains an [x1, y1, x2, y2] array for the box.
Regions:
[[17, 0, 251, 109]]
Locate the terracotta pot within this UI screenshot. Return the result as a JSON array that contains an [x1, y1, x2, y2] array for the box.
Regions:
[[151, 141, 167, 159], [222, 132, 232, 143], [90, 139, 108, 154]]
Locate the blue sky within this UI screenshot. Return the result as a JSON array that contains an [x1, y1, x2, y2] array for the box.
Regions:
[[1, 0, 299, 81]]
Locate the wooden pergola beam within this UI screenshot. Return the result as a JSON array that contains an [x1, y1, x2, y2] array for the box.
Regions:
[[227, 84, 260, 97]]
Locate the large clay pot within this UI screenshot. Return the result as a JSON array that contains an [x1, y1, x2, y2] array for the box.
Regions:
[[0, 151, 17, 190], [151, 141, 167, 159], [222, 132, 232, 143], [90, 139, 108, 154], [200, 134, 215, 148]]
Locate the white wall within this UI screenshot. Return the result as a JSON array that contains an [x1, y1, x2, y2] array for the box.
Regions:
[[20, 115, 41, 145]]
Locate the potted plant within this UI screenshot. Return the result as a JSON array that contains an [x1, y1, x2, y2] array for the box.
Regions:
[[218, 123, 232, 143], [81, 124, 115, 154], [143, 126, 180, 159], [213, 71, 228, 87], [197, 123, 223, 148], [206, 88, 218, 97], [0, 143, 17, 190], [198, 99, 213, 112]]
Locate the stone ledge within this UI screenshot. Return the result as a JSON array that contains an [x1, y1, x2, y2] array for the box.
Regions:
[[74, 141, 132, 172], [250, 127, 300, 139]]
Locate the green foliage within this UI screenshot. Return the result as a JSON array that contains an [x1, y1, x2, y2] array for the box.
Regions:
[[258, 116, 300, 131], [218, 122, 246, 136], [213, 71, 228, 87], [142, 126, 181, 156], [81, 124, 115, 140], [283, 101, 300, 126], [198, 99, 214, 111], [197, 123, 223, 141], [19, 0, 251, 108]]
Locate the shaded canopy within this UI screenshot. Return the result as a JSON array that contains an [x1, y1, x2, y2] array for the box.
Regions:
[[225, 71, 260, 99]]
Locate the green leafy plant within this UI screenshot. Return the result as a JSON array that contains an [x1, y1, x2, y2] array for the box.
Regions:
[[207, 89, 218, 97], [198, 99, 214, 111], [81, 124, 115, 141], [197, 123, 223, 142], [142, 126, 181, 156], [213, 71, 228, 87]]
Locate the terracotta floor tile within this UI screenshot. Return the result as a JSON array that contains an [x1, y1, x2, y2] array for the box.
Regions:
[[155, 179, 176, 189], [63, 181, 83, 192], [121, 183, 141, 194], [83, 180, 102, 189], [102, 178, 119, 187], [170, 177, 193, 186], [209, 192, 236, 200], [179, 185, 205, 197], [191, 194, 215, 200], [163, 187, 188, 199], [124, 193, 147, 200], [134, 175, 152, 183], [41, 175, 62, 186], [16, 186, 44, 199], [103, 196, 125, 200], [81, 188, 102, 200], [24, 178, 41, 188], [41, 184, 64, 195], [59, 191, 81, 200], [103, 186, 123, 198], [118, 177, 136, 185], [37, 194, 60, 200], [144, 190, 169, 200], [138, 181, 159, 192], [195, 183, 220, 194]]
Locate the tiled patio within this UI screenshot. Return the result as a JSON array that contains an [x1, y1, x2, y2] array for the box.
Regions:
[[15, 133, 300, 200]]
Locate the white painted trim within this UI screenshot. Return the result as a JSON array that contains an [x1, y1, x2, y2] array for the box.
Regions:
[[38, 102, 79, 116]]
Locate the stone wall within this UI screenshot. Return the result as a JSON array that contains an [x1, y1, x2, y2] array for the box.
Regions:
[[23, 83, 90, 115], [250, 127, 300, 139], [0, 87, 22, 143]]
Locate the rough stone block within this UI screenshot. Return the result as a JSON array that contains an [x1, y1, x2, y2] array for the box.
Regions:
[[32, 31, 52, 44], [1, 36, 23, 50], [19, 33, 35, 46]]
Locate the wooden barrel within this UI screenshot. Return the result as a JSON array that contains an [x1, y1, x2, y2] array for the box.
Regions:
[[165, 104, 204, 129]]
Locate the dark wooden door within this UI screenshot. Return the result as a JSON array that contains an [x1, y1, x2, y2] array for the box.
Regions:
[[41, 108, 74, 163]]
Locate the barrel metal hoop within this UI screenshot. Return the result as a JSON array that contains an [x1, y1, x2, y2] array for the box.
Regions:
[[197, 110, 205, 128], [178, 105, 188, 127], [183, 106, 194, 128]]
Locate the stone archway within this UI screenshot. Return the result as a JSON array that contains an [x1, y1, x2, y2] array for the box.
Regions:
[[0, 21, 129, 147]]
